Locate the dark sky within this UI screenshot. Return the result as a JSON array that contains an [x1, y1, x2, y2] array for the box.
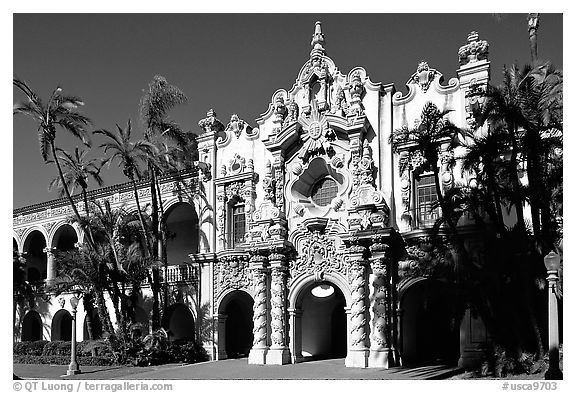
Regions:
[[13, 13, 563, 209]]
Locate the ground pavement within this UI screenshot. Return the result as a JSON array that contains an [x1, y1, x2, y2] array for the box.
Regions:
[[14, 358, 462, 380]]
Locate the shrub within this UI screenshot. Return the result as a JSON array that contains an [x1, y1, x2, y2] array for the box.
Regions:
[[13, 341, 48, 356], [13, 355, 115, 366], [42, 341, 71, 356]]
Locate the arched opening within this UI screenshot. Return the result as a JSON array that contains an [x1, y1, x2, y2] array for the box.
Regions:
[[83, 309, 103, 340], [164, 202, 199, 264], [162, 303, 195, 341], [22, 230, 47, 282], [21, 310, 43, 341], [51, 309, 72, 341], [52, 225, 78, 251], [218, 290, 254, 359], [297, 281, 347, 361], [400, 279, 460, 365]]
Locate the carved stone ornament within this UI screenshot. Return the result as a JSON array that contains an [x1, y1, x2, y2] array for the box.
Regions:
[[349, 140, 389, 214], [58, 297, 66, 309], [298, 102, 336, 163], [283, 99, 299, 127], [228, 153, 247, 175], [198, 109, 225, 134], [262, 160, 276, 203], [225, 114, 252, 138], [331, 84, 350, 116], [291, 231, 344, 277], [398, 238, 455, 281], [215, 255, 252, 298], [458, 31, 489, 66], [347, 71, 365, 115], [408, 61, 437, 93], [465, 80, 487, 129]]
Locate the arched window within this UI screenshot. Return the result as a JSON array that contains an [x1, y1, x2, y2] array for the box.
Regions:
[[311, 177, 338, 207]]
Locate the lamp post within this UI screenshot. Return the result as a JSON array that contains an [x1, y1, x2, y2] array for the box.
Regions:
[[67, 292, 82, 376], [543, 251, 562, 380]]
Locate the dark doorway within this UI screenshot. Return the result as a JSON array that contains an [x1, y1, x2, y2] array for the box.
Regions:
[[51, 309, 72, 341], [162, 303, 195, 341], [222, 291, 254, 358], [21, 311, 42, 341], [401, 279, 459, 365]]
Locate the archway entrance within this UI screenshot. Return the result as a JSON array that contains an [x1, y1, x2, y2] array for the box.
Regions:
[[294, 281, 347, 361], [218, 290, 254, 359], [51, 309, 72, 341], [400, 279, 459, 365], [21, 310, 43, 341], [162, 303, 195, 341]]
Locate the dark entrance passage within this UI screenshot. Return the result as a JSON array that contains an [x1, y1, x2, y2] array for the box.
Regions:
[[220, 291, 254, 358], [21, 310, 43, 341], [401, 279, 459, 365], [300, 282, 347, 360], [51, 309, 72, 341], [163, 303, 195, 341]]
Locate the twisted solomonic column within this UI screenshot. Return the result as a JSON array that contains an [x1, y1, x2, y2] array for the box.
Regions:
[[368, 246, 395, 368], [248, 254, 269, 365], [266, 249, 291, 364], [345, 245, 369, 368]]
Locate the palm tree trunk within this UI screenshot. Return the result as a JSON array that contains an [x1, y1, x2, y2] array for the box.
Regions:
[[130, 178, 150, 257], [154, 172, 169, 316], [486, 165, 506, 236], [507, 126, 526, 231], [94, 288, 114, 335], [51, 142, 95, 250]]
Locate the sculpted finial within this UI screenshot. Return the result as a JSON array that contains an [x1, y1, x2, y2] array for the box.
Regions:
[[310, 21, 326, 58]]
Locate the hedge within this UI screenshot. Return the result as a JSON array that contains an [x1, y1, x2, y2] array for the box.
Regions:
[[13, 341, 48, 356], [13, 355, 115, 366]]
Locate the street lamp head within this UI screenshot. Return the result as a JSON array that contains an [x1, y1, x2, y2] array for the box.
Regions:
[[544, 251, 561, 273], [70, 294, 79, 310]]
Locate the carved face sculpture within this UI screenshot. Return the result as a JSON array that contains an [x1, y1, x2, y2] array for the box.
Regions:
[[309, 121, 322, 140]]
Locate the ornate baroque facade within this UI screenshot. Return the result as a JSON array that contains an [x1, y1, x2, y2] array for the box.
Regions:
[[14, 22, 493, 369]]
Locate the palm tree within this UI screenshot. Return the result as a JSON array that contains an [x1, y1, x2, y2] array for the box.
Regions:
[[95, 120, 156, 255], [13, 78, 92, 227], [52, 245, 115, 336], [139, 75, 188, 322], [479, 65, 531, 233], [48, 147, 106, 218]]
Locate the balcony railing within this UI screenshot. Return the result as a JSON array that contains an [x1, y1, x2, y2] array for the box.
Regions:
[[159, 264, 198, 284]]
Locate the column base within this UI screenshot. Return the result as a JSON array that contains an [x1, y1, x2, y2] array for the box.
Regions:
[[66, 368, 81, 376], [248, 347, 268, 365], [345, 348, 369, 368], [368, 348, 394, 368], [266, 347, 291, 365]]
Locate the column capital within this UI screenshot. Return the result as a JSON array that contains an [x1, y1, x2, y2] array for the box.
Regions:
[[43, 246, 56, 255]]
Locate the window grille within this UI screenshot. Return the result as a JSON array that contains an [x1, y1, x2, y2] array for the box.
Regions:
[[311, 177, 338, 207]]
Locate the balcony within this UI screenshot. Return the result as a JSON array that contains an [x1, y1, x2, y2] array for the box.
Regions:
[[159, 264, 198, 284]]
